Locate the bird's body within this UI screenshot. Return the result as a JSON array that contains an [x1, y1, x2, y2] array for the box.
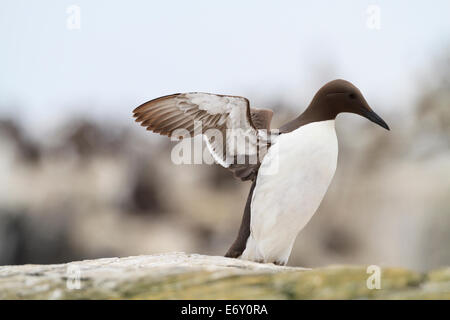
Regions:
[[241, 120, 338, 265], [132, 79, 389, 265]]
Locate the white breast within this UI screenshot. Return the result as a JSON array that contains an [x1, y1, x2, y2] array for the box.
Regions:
[[241, 120, 338, 265]]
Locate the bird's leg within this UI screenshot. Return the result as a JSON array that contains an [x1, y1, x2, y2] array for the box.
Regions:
[[224, 179, 257, 258]]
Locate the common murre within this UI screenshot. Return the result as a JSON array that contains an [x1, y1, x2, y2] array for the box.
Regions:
[[133, 79, 389, 265]]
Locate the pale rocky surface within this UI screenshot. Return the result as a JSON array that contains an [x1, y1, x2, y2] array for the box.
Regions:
[[0, 252, 449, 299]]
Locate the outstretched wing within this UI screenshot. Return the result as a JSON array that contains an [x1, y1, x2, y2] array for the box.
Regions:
[[133, 92, 274, 180]]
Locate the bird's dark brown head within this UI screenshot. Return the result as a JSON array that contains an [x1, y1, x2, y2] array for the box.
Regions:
[[308, 79, 390, 130]]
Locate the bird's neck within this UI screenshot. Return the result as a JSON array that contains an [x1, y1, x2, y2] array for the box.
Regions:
[[279, 99, 337, 134]]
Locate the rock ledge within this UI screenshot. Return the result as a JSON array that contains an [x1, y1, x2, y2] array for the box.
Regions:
[[0, 253, 449, 299]]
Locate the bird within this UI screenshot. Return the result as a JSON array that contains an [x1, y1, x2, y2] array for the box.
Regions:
[[132, 79, 389, 266]]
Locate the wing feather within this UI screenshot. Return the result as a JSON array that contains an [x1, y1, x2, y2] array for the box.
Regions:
[[133, 92, 274, 180]]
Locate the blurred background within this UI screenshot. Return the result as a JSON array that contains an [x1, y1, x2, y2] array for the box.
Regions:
[[0, 0, 449, 272]]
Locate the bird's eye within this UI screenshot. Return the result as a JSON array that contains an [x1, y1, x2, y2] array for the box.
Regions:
[[349, 93, 356, 99]]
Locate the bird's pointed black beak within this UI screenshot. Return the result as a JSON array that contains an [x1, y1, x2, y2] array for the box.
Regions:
[[360, 107, 390, 131]]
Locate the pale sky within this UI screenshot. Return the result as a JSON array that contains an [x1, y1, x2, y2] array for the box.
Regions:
[[1, 0, 449, 130]]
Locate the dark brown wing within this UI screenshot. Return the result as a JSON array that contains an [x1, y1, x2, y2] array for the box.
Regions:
[[133, 92, 274, 180], [227, 109, 274, 181], [250, 108, 273, 131]]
